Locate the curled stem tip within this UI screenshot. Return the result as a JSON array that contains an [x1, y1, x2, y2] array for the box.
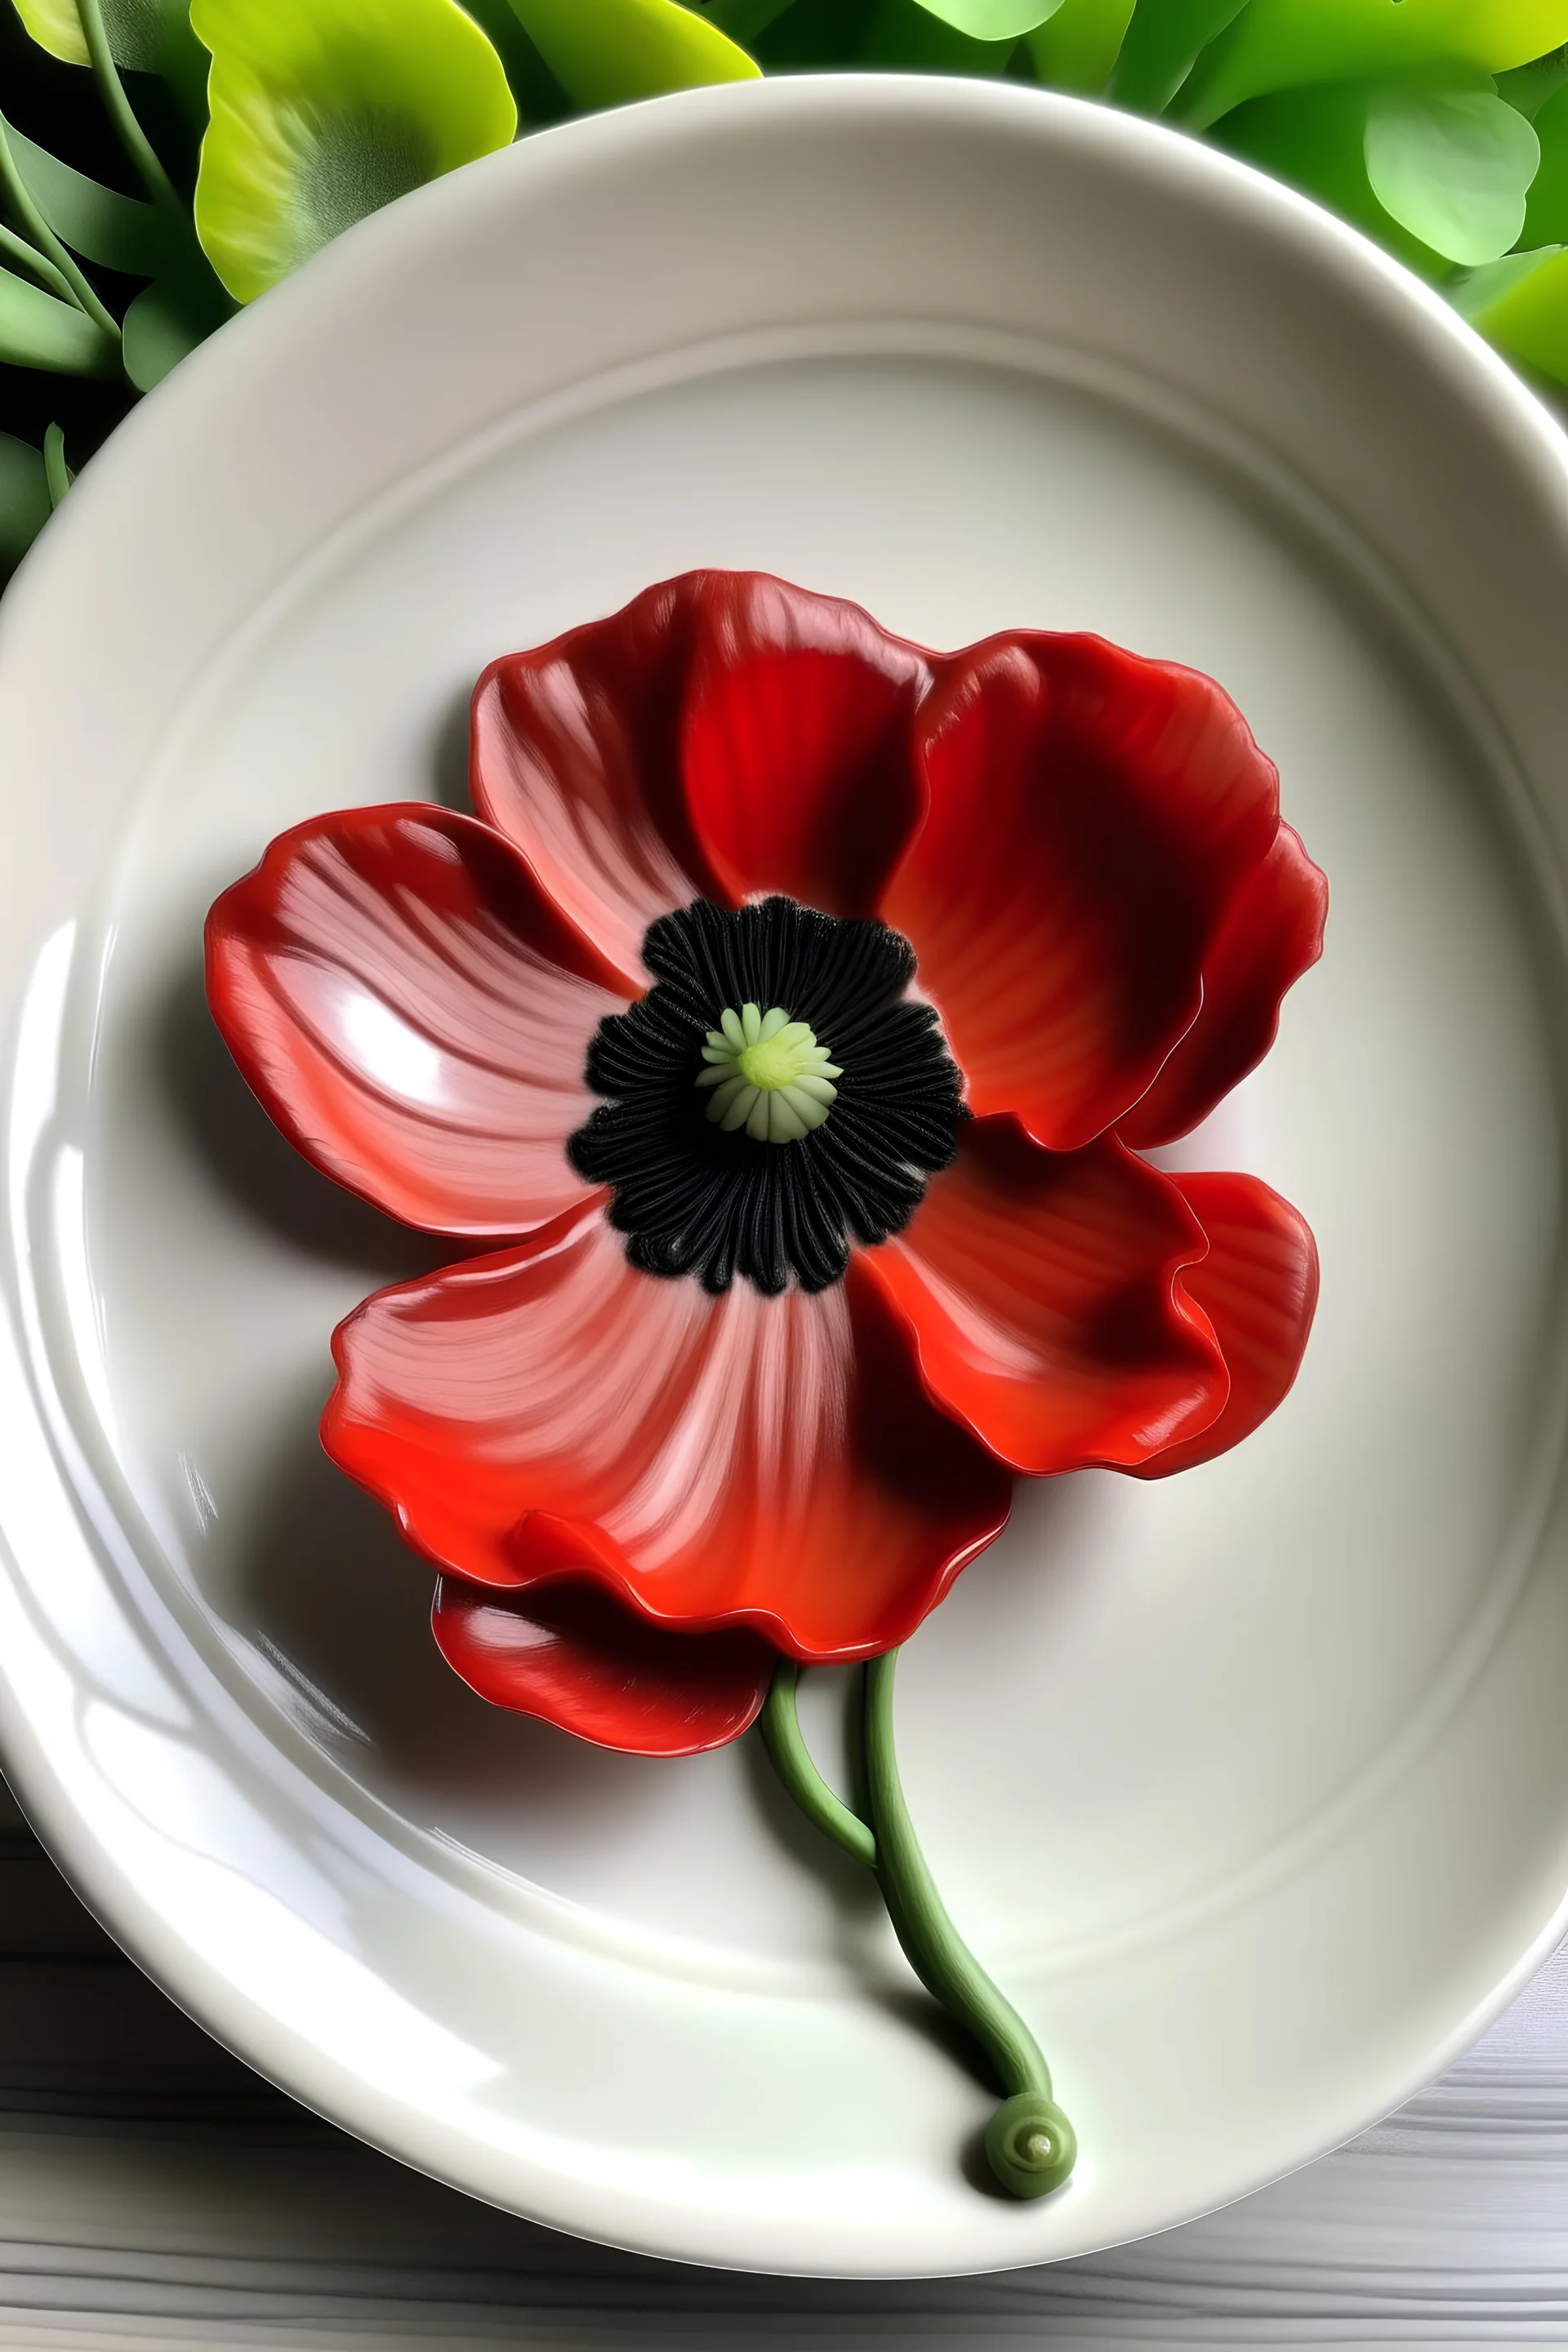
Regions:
[[985, 2089, 1078, 2200], [757, 1648, 1076, 2203]]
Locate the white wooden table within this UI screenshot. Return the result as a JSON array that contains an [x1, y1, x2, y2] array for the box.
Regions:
[[2, 1779, 1566, 2348]]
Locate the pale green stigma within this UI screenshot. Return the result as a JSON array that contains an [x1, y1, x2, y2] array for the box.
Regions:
[[695, 1003, 842, 1144]]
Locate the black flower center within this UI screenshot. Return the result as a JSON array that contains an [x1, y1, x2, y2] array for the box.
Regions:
[[568, 897, 965, 1294]]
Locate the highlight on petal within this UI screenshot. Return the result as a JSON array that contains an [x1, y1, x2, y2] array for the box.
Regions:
[[1118, 822, 1327, 1149], [858, 1116, 1229, 1476], [323, 1200, 1013, 1661], [206, 804, 627, 1239], [1129, 1170, 1319, 1479], [506, 0, 760, 110], [190, 0, 517, 304], [471, 577, 726, 991], [432, 1571, 774, 1755], [883, 633, 1281, 1152], [472, 572, 932, 986], [681, 572, 931, 918]]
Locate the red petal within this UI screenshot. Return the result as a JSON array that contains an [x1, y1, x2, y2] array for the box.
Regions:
[[470, 577, 727, 990], [431, 1573, 773, 1756], [882, 635, 1281, 1151], [680, 573, 929, 915], [858, 1116, 1229, 1475], [205, 806, 624, 1240], [1131, 1171, 1319, 1478], [323, 1202, 1011, 1660], [1120, 825, 1328, 1148], [471, 572, 932, 982]]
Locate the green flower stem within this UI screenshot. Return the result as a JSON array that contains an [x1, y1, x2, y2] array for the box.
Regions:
[[861, 1648, 1049, 2096], [758, 1649, 1077, 2201], [862, 1650, 1075, 2198], [74, 0, 182, 216], [759, 1659, 876, 1865], [0, 114, 121, 341], [0, 222, 75, 305]]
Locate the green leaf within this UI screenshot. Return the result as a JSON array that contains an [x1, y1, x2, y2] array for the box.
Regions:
[[910, 0, 1060, 38], [506, 0, 760, 106], [1110, 0, 1250, 114], [0, 265, 120, 374], [0, 222, 74, 299], [11, 0, 91, 65], [1448, 239, 1561, 316], [7, 127, 168, 274], [1364, 87, 1539, 264], [1459, 238, 1568, 376], [122, 264, 234, 389], [190, 0, 518, 304], [1178, 1, 1568, 131], [1216, 79, 1449, 275], [0, 433, 51, 582], [1026, 0, 1134, 92], [692, 0, 793, 36], [1495, 43, 1568, 119], [1524, 74, 1568, 239], [42, 421, 70, 507], [11, 0, 200, 74], [742, 0, 870, 65], [859, 0, 1019, 70], [446, 0, 570, 120]]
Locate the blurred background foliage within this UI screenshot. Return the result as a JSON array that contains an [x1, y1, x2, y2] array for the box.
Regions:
[[4, 0, 1568, 583]]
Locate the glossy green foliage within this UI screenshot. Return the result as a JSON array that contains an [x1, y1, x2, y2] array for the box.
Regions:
[[122, 266, 234, 388], [1365, 86, 1539, 265], [0, 431, 50, 581], [858, 0, 1016, 72], [7, 0, 1568, 538], [1218, 75, 1543, 277], [1178, 1, 1568, 130], [911, 0, 1061, 39], [190, 0, 518, 302], [0, 267, 118, 374], [1218, 82, 1431, 270], [1496, 47, 1568, 120], [11, 0, 194, 72], [506, 0, 759, 109], [1025, 0, 1134, 95], [1109, 0, 1249, 114], [7, 127, 168, 274], [1450, 240, 1562, 315], [42, 419, 69, 506], [694, 0, 791, 36], [1458, 238, 1568, 372], [1524, 75, 1568, 241]]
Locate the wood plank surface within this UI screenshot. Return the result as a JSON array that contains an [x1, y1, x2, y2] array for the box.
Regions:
[[1, 1775, 1565, 2349]]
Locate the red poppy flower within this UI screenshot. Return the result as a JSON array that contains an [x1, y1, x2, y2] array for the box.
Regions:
[[207, 572, 1325, 1758]]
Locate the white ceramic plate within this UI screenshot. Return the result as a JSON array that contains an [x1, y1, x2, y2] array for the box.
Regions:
[[3, 74, 1568, 2280]]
